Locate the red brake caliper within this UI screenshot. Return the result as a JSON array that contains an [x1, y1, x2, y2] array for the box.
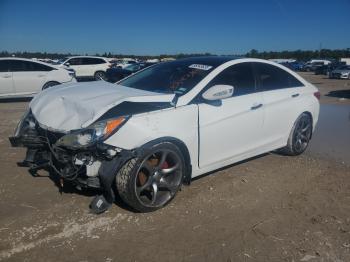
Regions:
[[161, 161, 169, 169]]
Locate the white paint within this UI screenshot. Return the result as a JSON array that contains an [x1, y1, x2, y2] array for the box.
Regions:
[[29, 81, 175, 131], [105, 59, 319, 178], [0, 57, 76, 97], [340, 58, 350, 65], [27, 58, 320, 180]]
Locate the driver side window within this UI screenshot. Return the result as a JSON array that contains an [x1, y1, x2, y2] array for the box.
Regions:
[[206, 62, 256, 97]]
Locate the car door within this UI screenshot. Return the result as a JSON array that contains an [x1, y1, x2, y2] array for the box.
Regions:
[[11, 60, 49, 95], [81, 58, 96, 76], [0, 60, 14, 95], [198, 62, 264, 168], [253, 62, 305, 147]]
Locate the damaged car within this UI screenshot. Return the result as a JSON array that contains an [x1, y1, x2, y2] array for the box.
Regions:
[[10, 57, 320, 213]]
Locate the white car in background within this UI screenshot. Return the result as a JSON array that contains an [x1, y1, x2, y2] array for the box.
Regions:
[[113, 59, 138, 68], [10, 57, 320, 214], [0, 58, 76, 98], [58, 56, 111, 80]]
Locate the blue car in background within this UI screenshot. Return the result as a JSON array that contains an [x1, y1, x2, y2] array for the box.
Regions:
[[280, 61, 304, 71]]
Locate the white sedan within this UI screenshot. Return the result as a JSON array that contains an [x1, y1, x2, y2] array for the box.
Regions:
[[10, 57, 320, 213], [0, 58, 76, 98]]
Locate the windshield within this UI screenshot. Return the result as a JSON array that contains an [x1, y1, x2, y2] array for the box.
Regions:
[[119, 60, 216, 95], [125, 64, 140, 71], [54, 57, 69, 65]]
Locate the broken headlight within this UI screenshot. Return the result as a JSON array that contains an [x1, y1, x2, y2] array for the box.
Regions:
[[56, 116, 129, 149], [14, 109, 34, 137]]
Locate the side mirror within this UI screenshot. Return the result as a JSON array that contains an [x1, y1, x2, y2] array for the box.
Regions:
[[202, 85, 234, 101], [64, 62, 70, 66]]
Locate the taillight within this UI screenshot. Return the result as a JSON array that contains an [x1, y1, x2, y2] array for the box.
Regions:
[[314, 91, 321, 100]]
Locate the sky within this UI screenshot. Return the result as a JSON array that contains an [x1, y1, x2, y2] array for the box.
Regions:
[[0, 0, 349, 55]]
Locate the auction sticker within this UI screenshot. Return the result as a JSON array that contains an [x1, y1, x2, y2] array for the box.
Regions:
[[189, 64, 213, 70]]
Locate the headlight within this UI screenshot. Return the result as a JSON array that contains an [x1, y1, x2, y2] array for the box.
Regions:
[[56, 116, 129, 149], [14, 109, 34, 137]]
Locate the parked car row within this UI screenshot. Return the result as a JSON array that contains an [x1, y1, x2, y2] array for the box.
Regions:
[[0, 55, 159, 98], [0, 58, 76, 97], [105, 62, 155, 83], [276, 59, 350, 79], [328, 65, 350, 79]]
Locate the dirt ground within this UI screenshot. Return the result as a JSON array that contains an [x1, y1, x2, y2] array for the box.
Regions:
[[0, 73, 349, 262]]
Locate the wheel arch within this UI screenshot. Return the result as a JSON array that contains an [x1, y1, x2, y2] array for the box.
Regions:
[[301, 111, 314, 139], [94, 70, 106, 75], [42, 81, 60, 90], [138, 136, 192, 185]]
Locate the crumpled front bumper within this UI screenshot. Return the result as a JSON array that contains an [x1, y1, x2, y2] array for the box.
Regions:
[[9, 113, 133, 192]]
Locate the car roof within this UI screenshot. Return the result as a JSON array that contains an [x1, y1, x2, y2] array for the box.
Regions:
[[66, 56, 107, 60], [0, 57, 60, 68], [173, 56, 239, 67], [0, 57, 41, 61]]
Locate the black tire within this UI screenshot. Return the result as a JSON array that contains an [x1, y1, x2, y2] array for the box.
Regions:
[[279, 113, 313, 156], [116, 142, 185, 212], [94, 71, 106, 81], [42, 81, 60, 90]]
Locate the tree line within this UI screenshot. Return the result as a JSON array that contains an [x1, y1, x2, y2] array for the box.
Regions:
[[0, 51, 214, 60], [0, 49, 349, 61], [246, 48, 350, 61]]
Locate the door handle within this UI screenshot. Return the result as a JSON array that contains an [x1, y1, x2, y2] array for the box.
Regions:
[[2, 74, 11, 78], [291, 93, 300, 98], [251, 103, 263, 110]]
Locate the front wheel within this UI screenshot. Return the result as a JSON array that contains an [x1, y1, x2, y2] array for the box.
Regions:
[[279, 113, 313, 156], [116, 142, 185, 212], [94, 71, 106, 81]]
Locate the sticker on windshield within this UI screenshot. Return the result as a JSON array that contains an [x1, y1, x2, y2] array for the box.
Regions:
[[189, 64, 213, 71]]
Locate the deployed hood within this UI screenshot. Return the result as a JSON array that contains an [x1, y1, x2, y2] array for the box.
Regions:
[[30, 81, 175, 131]]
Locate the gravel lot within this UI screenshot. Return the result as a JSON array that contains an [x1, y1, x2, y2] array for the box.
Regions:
[[0, 73, 349, 262]]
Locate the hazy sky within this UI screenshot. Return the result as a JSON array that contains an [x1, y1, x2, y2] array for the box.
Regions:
[[0, 0, 349, 55]]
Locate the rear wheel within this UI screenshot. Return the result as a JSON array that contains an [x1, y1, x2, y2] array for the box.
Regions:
[[94, 71, 106, 81], [279, 113, 312, 156], [116, 142, 185, 212]]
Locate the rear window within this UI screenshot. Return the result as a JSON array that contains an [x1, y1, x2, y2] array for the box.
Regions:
[[82, 58, 106, 65], [9, 60, 53, 72], [254, 63, 304, 91], [67, 58, 82, 65]]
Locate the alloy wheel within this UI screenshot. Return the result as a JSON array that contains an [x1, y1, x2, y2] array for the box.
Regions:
[[293, 115, 312, 153], [95, 72, 106, 81], [134, 149, 183, 208]]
